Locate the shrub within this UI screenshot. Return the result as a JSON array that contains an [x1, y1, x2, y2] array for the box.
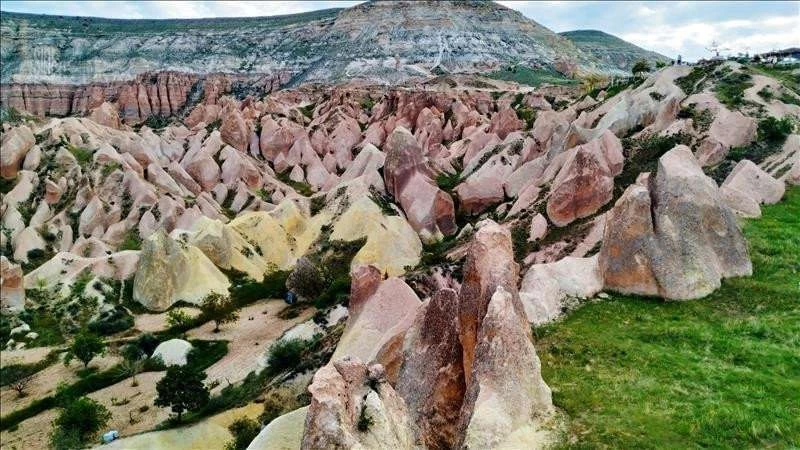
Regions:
[[119, 229, 142, 251], [224, 417, 262, 450], [357, 403, 374, 432], [49, 397, 110, 450], [266, 338, 315, 374], [286, 257, 327, 301], [714, 71, 753, 108], [64, 330, 105, 369], [87, 305, 134, 336], [757, 116, 794, 142], [123, 333, 161, 361], [155, 365, 210, 422], [259, 388, 300, 425], [631, 60, 651, 77], [166, 308, 192, 329], [200, 292, 239, 332]]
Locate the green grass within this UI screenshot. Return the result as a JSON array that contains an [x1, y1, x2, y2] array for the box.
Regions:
[[486, 65, 577, 87], [750, 63, 800, 93], [534, 187, 800, 449]]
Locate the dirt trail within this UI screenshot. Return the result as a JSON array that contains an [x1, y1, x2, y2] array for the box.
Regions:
[[0, 354, 121, 414], [187, 299, 315, 394]]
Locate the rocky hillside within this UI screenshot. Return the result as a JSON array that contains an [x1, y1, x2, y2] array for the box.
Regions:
[[1, 59, 798, 449], [1, 1, 630, 87], [561, 29, 671, 72]]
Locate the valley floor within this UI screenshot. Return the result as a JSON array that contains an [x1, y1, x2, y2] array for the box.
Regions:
[[535, 187, 800, 448]]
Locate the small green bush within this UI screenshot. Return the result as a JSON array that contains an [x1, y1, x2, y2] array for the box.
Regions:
[[266, 338, 315, 374], [224, 417, 262, 450]]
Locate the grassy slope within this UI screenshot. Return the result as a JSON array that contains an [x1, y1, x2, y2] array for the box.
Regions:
[[534, 187, 800, 449]]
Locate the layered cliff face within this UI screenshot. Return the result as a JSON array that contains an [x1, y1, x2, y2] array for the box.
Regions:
[[1, 1, 624, 88]]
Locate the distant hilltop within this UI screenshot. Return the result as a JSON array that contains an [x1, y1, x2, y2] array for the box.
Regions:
[[0, 1, 668, 86]]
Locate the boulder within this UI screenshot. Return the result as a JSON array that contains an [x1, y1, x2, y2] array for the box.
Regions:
[[301, 359, 416, 450], [720, 159, 785, 217], [519, 255, 602, 325], [383, 127, 456, 239], [1, 125, 35, 179], [151, 338, 193, 366], [247, 407, 308, 450], [1, 256, 25, 313], [219, 104, 249, 152], [88, 102, 121, 129], [488, 108, 524, 140], [546, 130, 623, 226], [599, 145, 752, 300], [331, 275, 421, 363], [133, 230, 230, 311]]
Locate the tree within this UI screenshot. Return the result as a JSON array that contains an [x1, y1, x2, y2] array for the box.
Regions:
[[632, 60, 651, 78], [154, 365, 209, 422], [49, 397, 111, 450], [64, 330, 105, 369], [200, 292, 238, 332]]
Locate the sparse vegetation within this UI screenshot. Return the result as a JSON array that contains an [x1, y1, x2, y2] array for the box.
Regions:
[[714, 70, 753, 108], [259, 388, 301, 425], [486, 65, 577, 87]]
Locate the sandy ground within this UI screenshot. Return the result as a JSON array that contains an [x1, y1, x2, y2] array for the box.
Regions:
[[98, 402, 262, 450], [0, 407, 57, 450], [0, 353, 121, 414], [86, 371, 170, 438], [0, 347, 54, 368], [744, 74, 800, 118], [133, 306, 202, 334], [187, 299, 315, 394]]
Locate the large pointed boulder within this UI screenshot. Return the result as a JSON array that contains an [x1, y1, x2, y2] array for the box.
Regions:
[[599, 145, 752, 300]]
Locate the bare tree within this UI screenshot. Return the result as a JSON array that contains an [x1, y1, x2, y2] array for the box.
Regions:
[[11, 374, 34, 397]]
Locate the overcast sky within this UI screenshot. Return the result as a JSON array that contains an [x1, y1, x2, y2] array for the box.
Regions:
[[2, 1, 797, 61]]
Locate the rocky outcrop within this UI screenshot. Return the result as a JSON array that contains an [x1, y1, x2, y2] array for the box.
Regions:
[[133, 230, 230, 311], [0, 125, 35, 179], [1, 256, 25, 313], [331, 272, 421, 363], [546, 130, 623, 226], [519, 255, 603, 325], [384, 127, 457, 241], [301, 359, 416, 450], [720, 159, 785, 218], [395, 289, 465, 449], [599, 145, 752, 300], [454, 221, 554, 448]]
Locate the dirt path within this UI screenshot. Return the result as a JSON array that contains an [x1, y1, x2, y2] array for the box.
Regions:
[[0, 347, 55, 368], [186, 299, 315, 394], [86, 371, 170, 437], [98, 402, 262, 450], [0, 354, 121, 414]]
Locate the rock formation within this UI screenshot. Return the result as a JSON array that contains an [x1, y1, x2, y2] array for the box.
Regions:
[[599, 145, 752, 299]]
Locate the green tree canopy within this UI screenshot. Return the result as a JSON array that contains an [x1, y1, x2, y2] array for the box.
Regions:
[[154, 365, 210, 422], [49, 397, 111, 449], [201, 292, 239, 332], [65, 329, 105, 369]]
